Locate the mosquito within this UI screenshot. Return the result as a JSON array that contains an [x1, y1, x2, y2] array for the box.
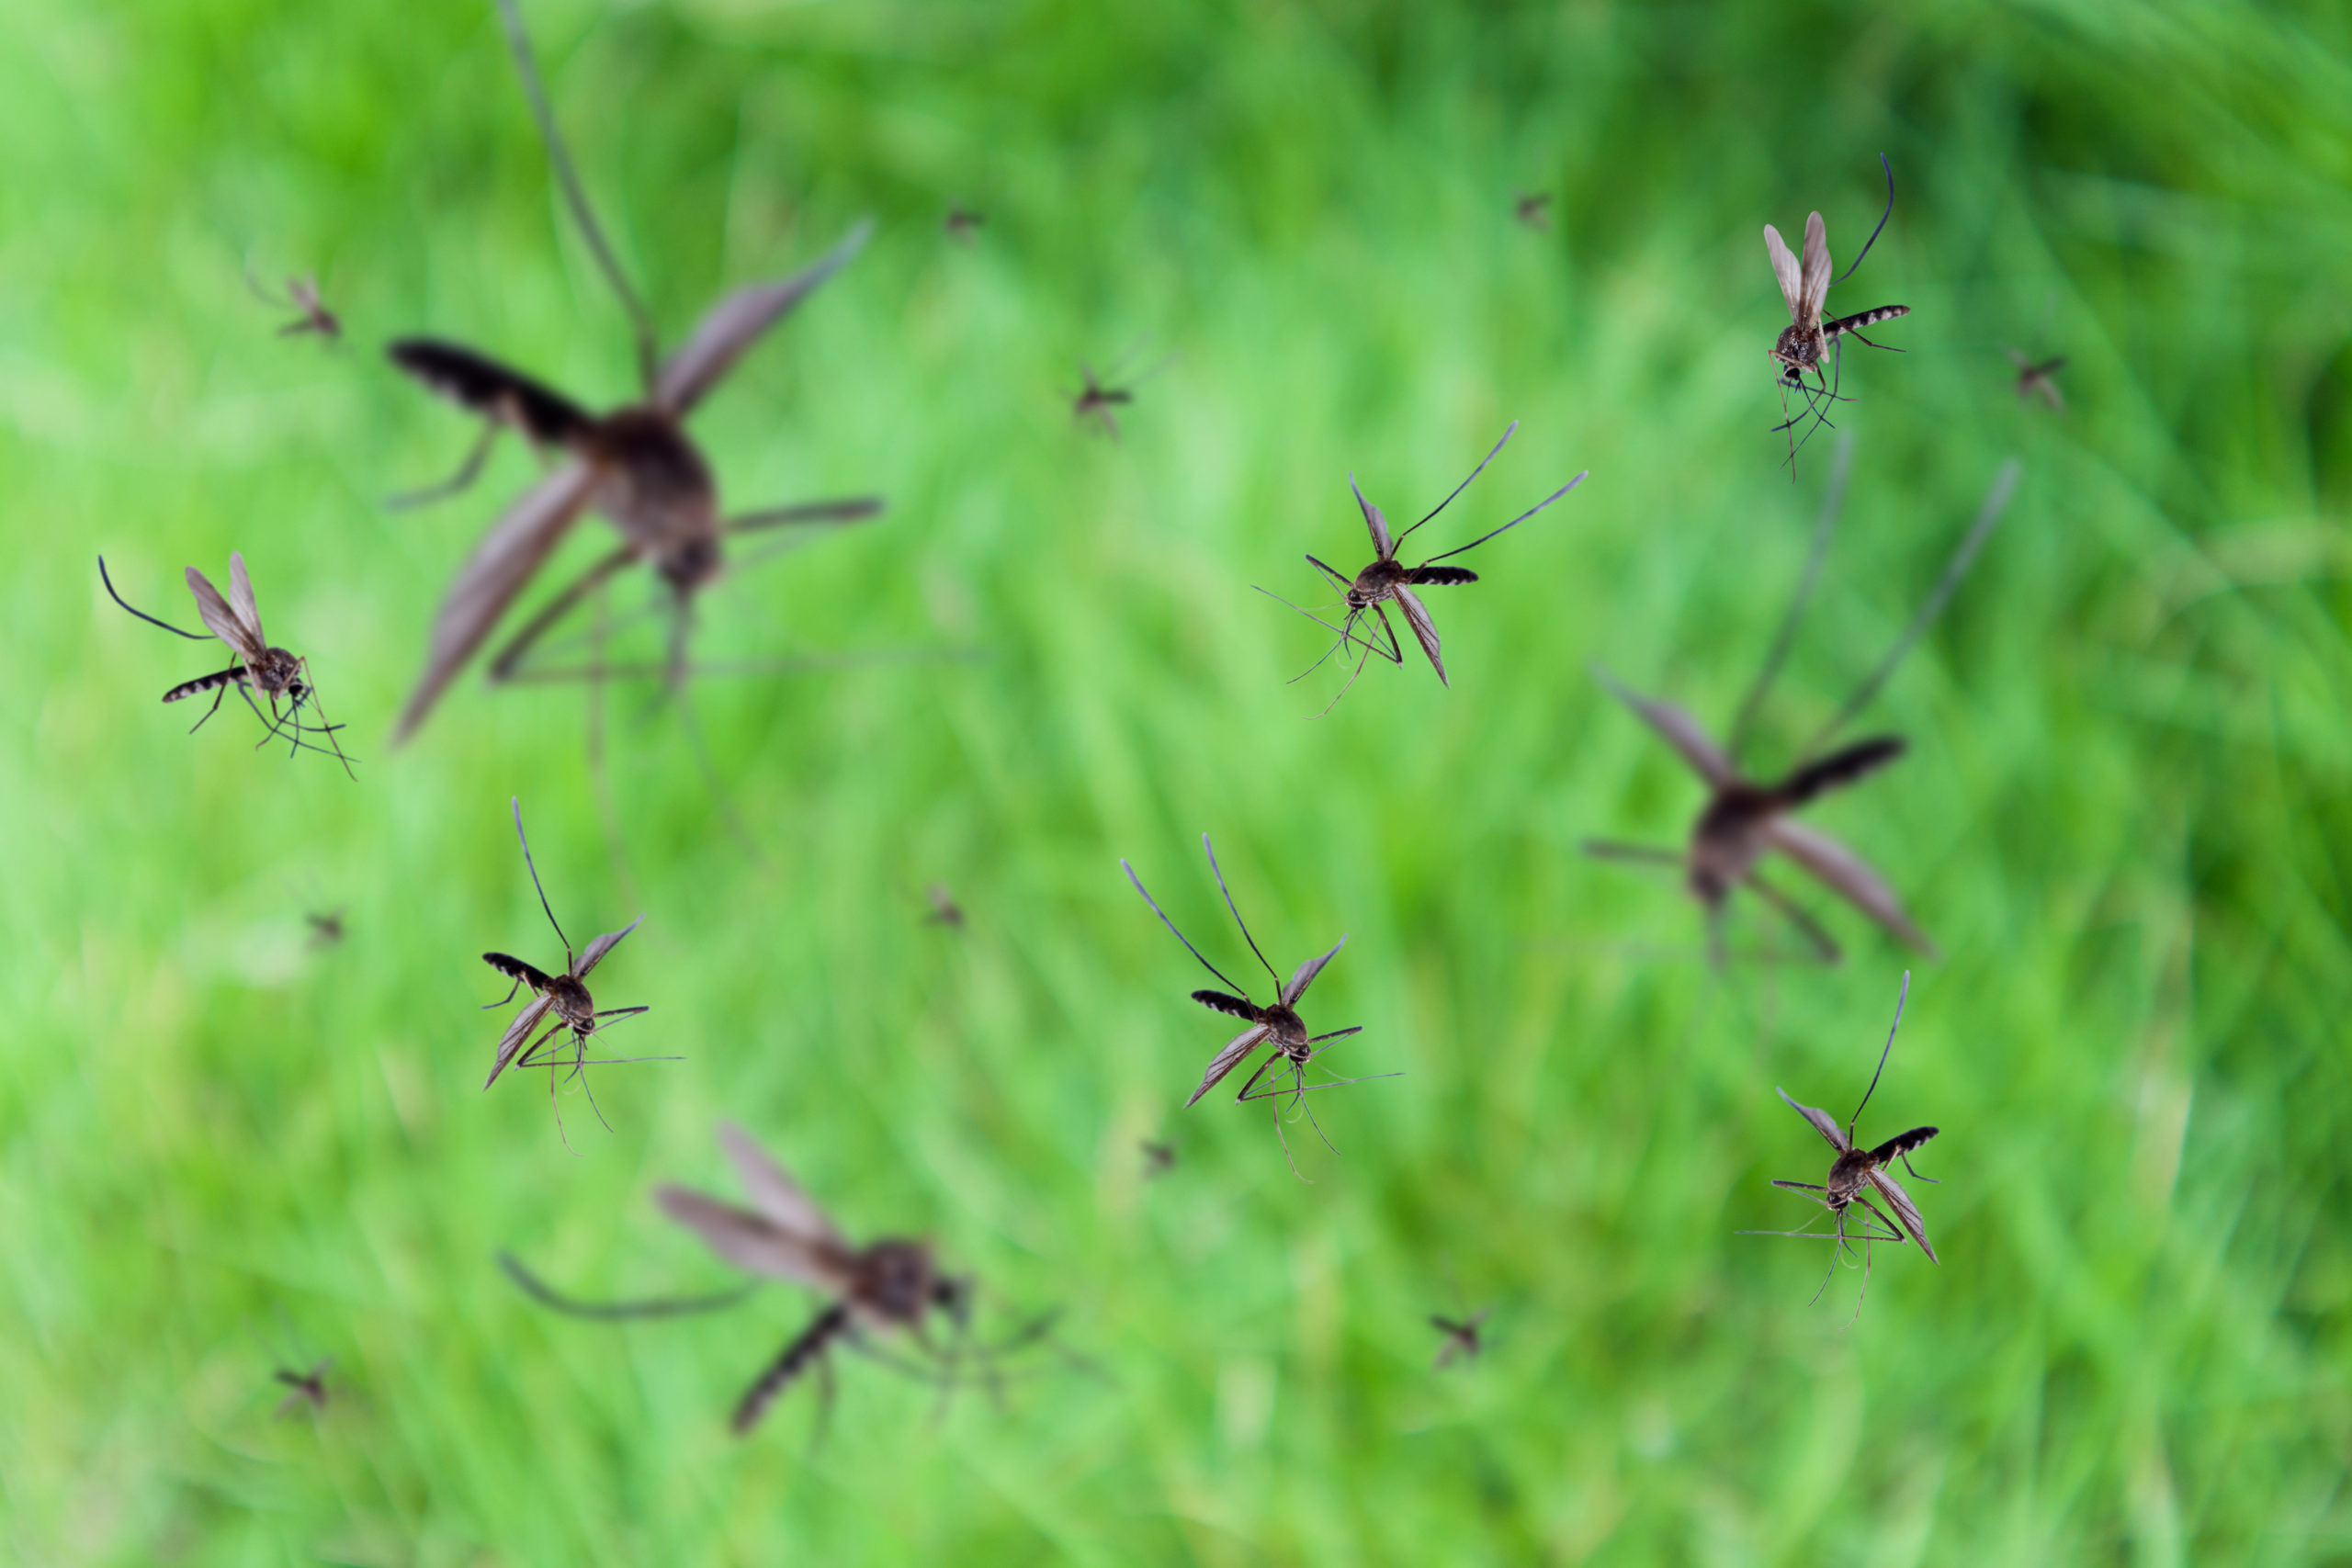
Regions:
[[925, 885, 967, 931], [1268, 422, 1585, 707], [1514, 192, 1552, 231], [388, 0, 884, 743], [1070, 350, 1169, 440], [307, 910, 346, 948], [479, 796, 665, 1131], [1140, 1140, 1177, 1178], [944, 205, 987, 243], [248, 269, 340, 341], [2007, 349, 2067, 412], [1122, 834, 1392, 1179], [96, 554, 356, 776], [1584, 451, 2018, 966], [1764, 155, 1910, 472], [274, 1358, 334, 1416], [1743, 971, 1939, 1326]]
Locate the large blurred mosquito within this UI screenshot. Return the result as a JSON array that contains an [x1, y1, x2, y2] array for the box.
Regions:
[[501, 1124, 1057, 1438], [97, 553, 355, 777], [247, 269, 340, 341], [388, 0, 882, 743], [1764, 155, 1910, 473], [1266, 422, 1585, 708], [1070, 350, 1170, 439], [2008, 349, 2067, 412], [479, 796, 666, 1130], [1584, 453, 2018, 966], [1742, 972, 1939, 1326], [274, 1358, 334, 1416], [1123, 835, 1392, 1179]]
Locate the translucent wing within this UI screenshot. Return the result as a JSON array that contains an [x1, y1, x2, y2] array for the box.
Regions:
[[1801, 210, 1831, 323], [1393, 585, 1446, 685], [576, 914, 645, 978], [484, 995, 556, 1089], [227, 552, 266, 647], [655, 220, 874, 417], [393, 461, 598, 742], [1184, 1024, 1272, 1108], [718, 1122, 844, 1246], [1763, 224, 1804, 317], [1866, 1166, 1939, 1262], [1765, 818, 1938, 955], [1349, 472, 1393, 558], [1776, 1087, 1851, 1152], [1281, 935, 1347, 1007], [655, 1186, 854, 1291], [1593, 666, 1733, 786], [183, 567, 255, 657]]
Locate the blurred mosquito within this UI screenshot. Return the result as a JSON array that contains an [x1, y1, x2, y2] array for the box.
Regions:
[[2007, 349, 2067, 412], [1070, 349, 1170, 439], [1265, 422, 1585, 708], [274, 1358, 334, 1416], [1742, 971, 1939, 1326], [925, 886, 967, 931], [1584, 452, 2018, 966], [97, 553, 355, 777], [1123, 834, 1393, 1180], [388, 0, 883, 744], [502, 1124, 1059, 1438], [248, 269, 340, 341], [1140, 1140, 1177, 1178], [1764, 155, 1910, 473], [1514, 192, 1552, 231], [944, 205, 987, 243], [307, 909, 346, 948], [1430, 1258, 1491, 1370], [480, 796, 667, 1132]]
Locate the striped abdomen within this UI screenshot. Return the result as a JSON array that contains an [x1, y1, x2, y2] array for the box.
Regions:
[[731, 1303, 852, 1435], [1824, 305, 1909, 339], [163, 664, 245, 704], [387, 340, 593, 447]]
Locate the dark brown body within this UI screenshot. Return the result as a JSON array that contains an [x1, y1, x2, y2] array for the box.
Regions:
[[1773, 307, 1911, 389], [162, 643, 306, 707]]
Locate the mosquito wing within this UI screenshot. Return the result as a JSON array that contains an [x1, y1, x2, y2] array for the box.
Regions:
[[1776, 1087, 1852, 1153], [1593, 666, 1733, 787], [1800, 210, 1831, 324], [1765, 818, 1937, 955], [1349, 473, 1393, 558], [1763, 223, 1804, 320], [1866, 1166, 1938, 1262], [226, 552, 266, 648], [576, 914, 645, 978], [183, 566, 258, 658], [1393, 585, 1446, 685], [717, 1122, 844, 1247], [1184, 1023, 1272, 1108], [655, 1186, 854, 1291], [1281, 935, 1347, 1008], [393, 461, 598, 742], [484, 994, 556, 1089], [655, 219, 874, 418]]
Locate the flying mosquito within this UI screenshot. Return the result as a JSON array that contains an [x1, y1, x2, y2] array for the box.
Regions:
[[1069, 350, 1169, 439], [1584, 451, 2018, 965], [1122, 835, 1392, 1179], [479, 796, 665, 1127], [925, 885, 967, 931], [388, 0, 884, 743], [96, 553, 355, 776], [1744, 971, 1939, 1325], [1764, 155, 1910, 471], [248, 269, 340, 340], [1430, 1307, 1489, 1369], [944, 205, 987, 243], [1267, 422, 1585, 707], [501, 1124, 1057, 1438], [1140, 1139, 1177, 1178], [2007, 349, 2067, 412], [274, 1358, 334, 1416], [307, 909, 346, 948], [1514, 192, 1552, 231]]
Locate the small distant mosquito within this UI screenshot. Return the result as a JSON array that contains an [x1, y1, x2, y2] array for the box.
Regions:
[[1268, 422, 1585, 707], [1122, 835, 1392, 1179], [1514, 192, 1552, 231], [388, 0, 882, 743], [1429, 1254, 1490, 1369], [248, 270, 340, 341], [1070, 350, 1170, 440], [479, 796, 664, 1128], [307, 909, 346, 948], [944, 206, 987, 243], [1585, 451, 2018, 965], [2007, 349, 2067, 412], [1744, 971, 1939, 1326], [925, 886, 967, 931], [1140, 1140, 1177, 1178], [274, 1358, 334, 1416], [96, 553, 355, 776], [1764, 155, 1910, 472]]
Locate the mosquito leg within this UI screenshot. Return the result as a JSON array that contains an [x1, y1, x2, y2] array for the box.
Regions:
[[1580, 840, 1681, 869], [387, 422, 501, 511], [188, 676, 234, 735], [484, 543, 641, 683], [1840, 1237, 1873, 1332], [1743, 873, 1842, 966], [582, 577, 640, 902], [807, 1350, 837, 1461], [724, 497, 886, 535]]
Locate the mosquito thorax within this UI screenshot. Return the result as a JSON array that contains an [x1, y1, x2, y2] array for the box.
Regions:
[[253, 647, 305, 695], [854, 1240, 938, 1324], [547, 973, 596, 1028], [1351, 558, 1410, 605], [1690, 785, 1773, 901], [1262, 1001, 1310, 1051]]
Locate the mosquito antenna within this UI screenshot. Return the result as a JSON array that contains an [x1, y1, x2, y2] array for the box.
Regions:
[[493, 0, 658, 394], [1830, 153, 1894, 290], [1726, 434, 1851, 766], [1799, 459, 2017, 757], [1418, 469, 1589, 567], [508, 796, 573, 962], [497, 1252, 756, 1319], [97, 558, 209, 640], [1199, 834, 1283, 991], [1122, 860, 1252, 998], [1392, 421, 1518, 551], [1849, 970, 1910, 1140]]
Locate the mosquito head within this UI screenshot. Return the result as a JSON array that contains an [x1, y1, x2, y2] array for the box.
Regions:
[[931, 1272, 974, 1330], [857, 1240, 941, 1326], [658, 536, 723, 592]]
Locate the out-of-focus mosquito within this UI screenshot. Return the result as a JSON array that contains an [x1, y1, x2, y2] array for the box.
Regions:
[[1764, 155, 1910, 473], [1140, 1140, 1177, 1178], [502, 1124, 1059, 1438], [388, 0, 883, 743], [1514, 192, 1553, 231], [1742, 971, 1939, 1326], [96, 554, 355, 777], [248, 269, 340, 341], [480, 797, 667, 1132], [1122, 835, 1393, 1179], [2007, 349, 2067, 412], [944, 205, 987, 243], [307, 910, 346, 948], [1430, 1258, 1491, 1370], [1070, 349, 1170, 439], [925, 886, 967, 931], [1584, 452, 2018, 966], [274, 1358, 334, 1416], [1265, 422, 1585, 709]]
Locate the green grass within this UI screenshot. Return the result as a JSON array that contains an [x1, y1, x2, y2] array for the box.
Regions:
[[5, 0, 2352, 1561]]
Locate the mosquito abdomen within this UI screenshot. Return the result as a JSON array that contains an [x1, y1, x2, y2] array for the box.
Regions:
[[1773, 737, 1906, 807], [388, 339, 593, 446], [1408, 566, 1478, 587]]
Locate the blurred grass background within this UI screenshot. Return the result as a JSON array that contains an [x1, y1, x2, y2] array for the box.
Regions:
[[4, 0, 2351, 1561]]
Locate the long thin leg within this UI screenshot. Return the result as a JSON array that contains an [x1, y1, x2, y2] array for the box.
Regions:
[[1743, 871, 1842, 966], [1580, 840, 1682, 869], [496, 1251, 758, 1320], [1726, 434, 1850, 766], [188, 677, 235, 735], [386, 421, 501, 511], [486, 543, 642, 683], [724, 497, 886, 534]]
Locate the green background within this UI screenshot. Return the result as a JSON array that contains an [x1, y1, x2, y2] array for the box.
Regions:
[[5, 0, 2349, 1561]]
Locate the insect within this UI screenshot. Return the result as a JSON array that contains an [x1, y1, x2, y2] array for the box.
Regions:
[[925, 885, 967, 931], [274, 1358, 334, 1416], [1514, 192, 1552, 231], [479, 796, 662, 1128], [307, 909, 346, 948], [1764, 156, 1909, 471], [1122, 835, 1391, 1179], [96, 553, 355, 776], [2007, 349, 2067, 411], [1270, 422, 1585, 707], [1584, 453, 2018, 965], [248, 270, 340, 340], [1069, 350, 1170, 440], [1140, 1140, 1177, 1178], [1746, 972, 1939, 1325], [388, 0, 883, 742], [1430, 1307, 1490, 1369], [944, 205, 987, 243]]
